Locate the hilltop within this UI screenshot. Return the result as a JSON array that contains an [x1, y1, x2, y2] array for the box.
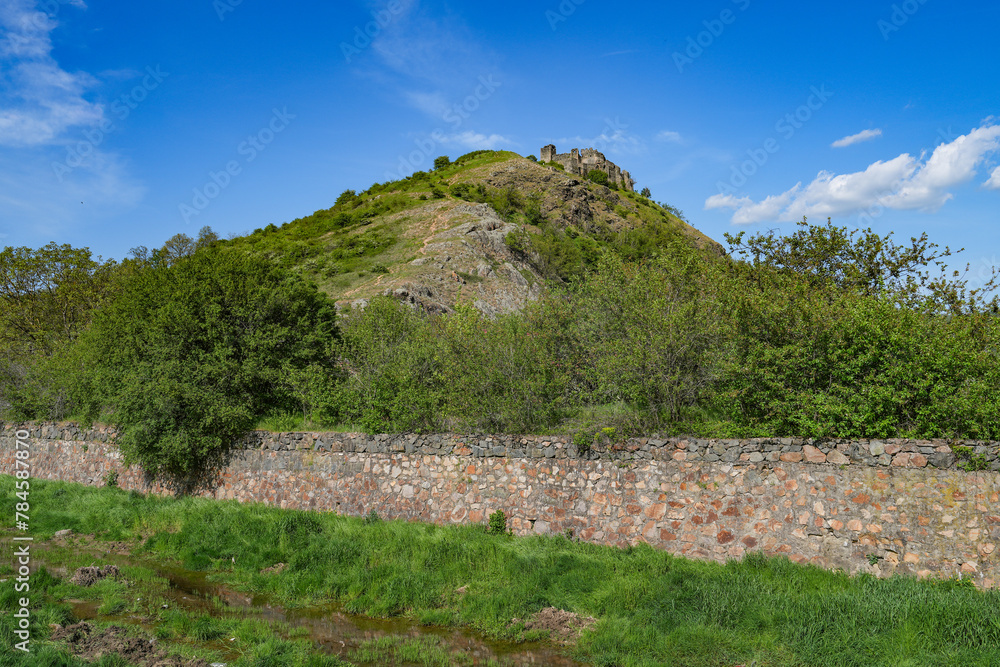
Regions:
[[223, 150, 723, 315]]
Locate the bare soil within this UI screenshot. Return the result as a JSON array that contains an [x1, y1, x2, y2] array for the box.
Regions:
[[69, 564, 121, 587], [513, 607, 597, 644], [50, 622, 209, 666]]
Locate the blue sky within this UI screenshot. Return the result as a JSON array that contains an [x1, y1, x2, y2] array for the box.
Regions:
[[2, 0, 999, 286]]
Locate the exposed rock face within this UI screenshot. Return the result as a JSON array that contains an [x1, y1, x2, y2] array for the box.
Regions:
[[333, 157, 720, 317], [541, 144, 635, 191]]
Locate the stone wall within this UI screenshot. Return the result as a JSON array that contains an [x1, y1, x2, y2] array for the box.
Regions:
[[540, 144, 635, 191], [4, 423, 1000, 587]]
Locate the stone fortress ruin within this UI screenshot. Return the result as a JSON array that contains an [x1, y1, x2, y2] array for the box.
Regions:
[[540, 144, 636, 192]]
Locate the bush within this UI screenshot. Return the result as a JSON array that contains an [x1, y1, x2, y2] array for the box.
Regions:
[[433, 156, 451, 170], [78, 248, 339, 479], [586, 169, 610, 187]]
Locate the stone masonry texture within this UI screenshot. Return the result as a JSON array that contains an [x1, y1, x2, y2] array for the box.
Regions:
[[4, 423, 1000, 588]]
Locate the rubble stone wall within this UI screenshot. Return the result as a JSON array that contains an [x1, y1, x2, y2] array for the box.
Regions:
[[3, 423, 999, 587]]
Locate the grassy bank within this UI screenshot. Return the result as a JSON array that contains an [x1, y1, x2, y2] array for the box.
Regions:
[[3, 477, 1000, 666]]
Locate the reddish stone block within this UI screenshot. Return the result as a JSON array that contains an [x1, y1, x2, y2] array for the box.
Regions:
[[717, 530, 735, 544], [803, 445, 827, 464], [780, 452, 804, 463], [645, 503, 667, 520], [742, 536, 758, 548], [626, 503, 642, 515], [827, 450, 850, 465], [910, 453, 928, 468], [660, 530, 677, 541], [785, 480, 799, 491], [851, 493, 871, 504]]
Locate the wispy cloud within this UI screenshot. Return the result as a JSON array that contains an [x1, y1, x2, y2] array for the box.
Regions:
[[601, 49, 638, 57], [831, 128, 883, 148], [367, 0, 504, 121], [440, 131, 510, 150], [0, 0, 103, 146], [656, 130, 683, 144], [0, 149, 145, 241], [706, 122, 1000, 224], [556, 122, 646, 156]]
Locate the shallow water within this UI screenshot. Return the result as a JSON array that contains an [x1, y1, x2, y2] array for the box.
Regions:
[[46, 550, 585, 666]]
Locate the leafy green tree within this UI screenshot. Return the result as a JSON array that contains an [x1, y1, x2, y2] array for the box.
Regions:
[[586, 169, 610, 187], [640, 187, 651, 198], [433, 155, 451, 170], [331, 296, 442, 432], [725, 217, 999, 314], [438, 302, 575, 432], [79, 247, 339, 479], [0, 243, 115, 353], [572, 247, 726, 429]]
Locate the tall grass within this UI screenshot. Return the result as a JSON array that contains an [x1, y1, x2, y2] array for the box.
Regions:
[[7, 477, 1000, 667]]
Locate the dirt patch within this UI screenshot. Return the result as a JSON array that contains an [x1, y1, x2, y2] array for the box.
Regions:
[[70, 565, 121, 587], [50, 623, 209, 666], [513, 607, 597, 644], [50, 532, 137, 555], [261, 562, 287, 575]]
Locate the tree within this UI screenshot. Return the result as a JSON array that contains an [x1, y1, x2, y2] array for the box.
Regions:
[[724, 217, 999, 314], [433, 155, 451, 170], [0, 243, 115, 354], [80, 247, 340, 479], [160, 233, 196, 265], [640, 187, 651, 198]]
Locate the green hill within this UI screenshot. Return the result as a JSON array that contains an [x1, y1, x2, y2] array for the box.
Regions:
[[222, 150, 722, 315]]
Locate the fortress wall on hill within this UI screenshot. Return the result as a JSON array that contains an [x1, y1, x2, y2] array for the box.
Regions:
[[4, 423, 1000, 587]]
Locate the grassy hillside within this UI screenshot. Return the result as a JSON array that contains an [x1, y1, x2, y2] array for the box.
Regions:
[[220, 150, 721, 314]]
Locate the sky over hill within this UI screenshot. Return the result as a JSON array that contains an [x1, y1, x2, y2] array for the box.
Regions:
[[1, 0, 999, 284]]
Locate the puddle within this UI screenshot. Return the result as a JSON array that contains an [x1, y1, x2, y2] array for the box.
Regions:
[[40, 550, 585, 666]]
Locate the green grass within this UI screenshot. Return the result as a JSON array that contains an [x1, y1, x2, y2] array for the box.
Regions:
[[6, 477, 1000, 666]]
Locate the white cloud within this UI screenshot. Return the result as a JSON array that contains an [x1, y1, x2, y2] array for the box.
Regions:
[[707, 123, 1000, 224], [556, 120, 646, 156], [440, 131, 510, 150], [986, 166, 1000, 190], [0, 0, 103, 146], [831, 128, 883, 148], [656, 130, 683, 143]]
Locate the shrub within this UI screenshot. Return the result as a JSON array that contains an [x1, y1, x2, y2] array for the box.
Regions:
[[433, 156, 451, 170], [487, 509, 508, 535], [78, 248, 340, 479], [586, 169, 610, 187]]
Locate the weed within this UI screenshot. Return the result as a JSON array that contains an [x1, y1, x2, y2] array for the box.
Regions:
[[487, 509, 509, 536]]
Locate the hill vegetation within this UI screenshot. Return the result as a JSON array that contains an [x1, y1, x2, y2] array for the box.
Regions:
[[2, 150, 999, 478]]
